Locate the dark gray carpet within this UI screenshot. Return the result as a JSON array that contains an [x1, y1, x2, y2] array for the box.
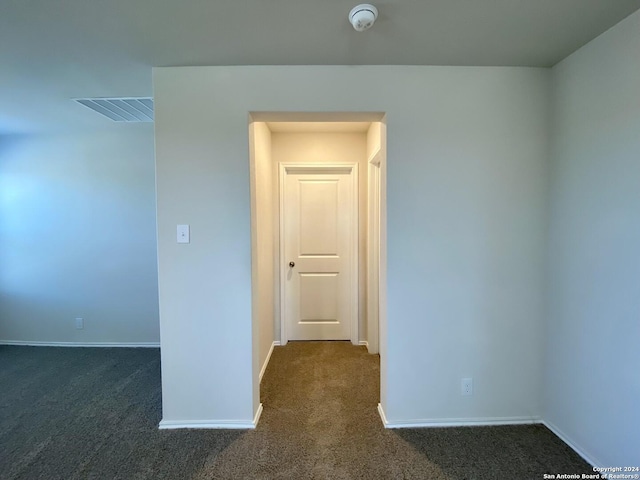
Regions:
[[0, 342, 598, 479]]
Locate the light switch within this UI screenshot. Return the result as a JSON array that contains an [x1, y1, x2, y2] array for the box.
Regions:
[[177, 224, 190, 244]]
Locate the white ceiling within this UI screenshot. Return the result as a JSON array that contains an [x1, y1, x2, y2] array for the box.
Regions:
[[1, 0, 639, 134]]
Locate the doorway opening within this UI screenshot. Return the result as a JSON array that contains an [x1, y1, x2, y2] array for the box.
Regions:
[[249, 113, 387, 421]]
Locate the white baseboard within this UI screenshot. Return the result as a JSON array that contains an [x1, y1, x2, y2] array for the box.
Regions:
[[377, 403, 389, 425], [359, 340, 369, 347], [259, 341, 280, 383], [159, 404, 263, 430], [253, 402, 263, 427], [377, 404, 541, 428], [0, 340, 160, 348], [542, 420, 602, 468]]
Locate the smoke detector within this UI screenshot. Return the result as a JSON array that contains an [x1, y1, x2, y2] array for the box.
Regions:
[[349, 4, 378, 32]]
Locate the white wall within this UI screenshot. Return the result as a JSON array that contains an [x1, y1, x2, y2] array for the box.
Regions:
[[0, 126, 159, 344], [250, 122, 275, 383], [153, 65, 550, 425], [545, 10, 640, 466], [270, 131, 368, 343]]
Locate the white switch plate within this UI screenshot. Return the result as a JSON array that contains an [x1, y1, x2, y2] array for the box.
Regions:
[[75, 317, 84, 330], [177, 225, 190, 244]]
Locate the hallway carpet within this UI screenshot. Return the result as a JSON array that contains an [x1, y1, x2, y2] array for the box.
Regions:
[[0, 343, 598, 479]]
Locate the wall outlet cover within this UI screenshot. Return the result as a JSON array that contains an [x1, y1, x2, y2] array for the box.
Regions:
[[177, 224, 190, 244], [461, 377, 473, 396]]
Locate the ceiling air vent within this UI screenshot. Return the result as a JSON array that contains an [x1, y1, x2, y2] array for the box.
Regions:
[[74, 97, 154, 122]]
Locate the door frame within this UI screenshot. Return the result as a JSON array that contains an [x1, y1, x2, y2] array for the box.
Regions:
[[367, 148, 382, 354], [278, 162, 359, 346]]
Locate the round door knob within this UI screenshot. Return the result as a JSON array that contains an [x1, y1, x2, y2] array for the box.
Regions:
[[289, 261, 295, 268]]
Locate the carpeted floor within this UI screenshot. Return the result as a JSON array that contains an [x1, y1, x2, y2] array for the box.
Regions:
[[0, 342, 598, 479]]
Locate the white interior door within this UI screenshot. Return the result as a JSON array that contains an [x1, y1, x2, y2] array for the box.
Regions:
[[281, 164, 357, 342]]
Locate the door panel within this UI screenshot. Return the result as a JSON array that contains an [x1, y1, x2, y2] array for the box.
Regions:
[[282, 166, 356, 341], [299, 273, 339, 322], [299, 181, 339, 255]]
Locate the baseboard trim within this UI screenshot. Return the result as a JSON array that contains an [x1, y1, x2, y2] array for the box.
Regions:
[[259, 341, 280, 383], [358, 340, 369, 347], [159, 405, 263, 430], [253, 402, 263, 427], [0, 340, 160, 348], [377, 403, 389, 426], [377, 404, 541, 428], [542, 420, 602, 468]]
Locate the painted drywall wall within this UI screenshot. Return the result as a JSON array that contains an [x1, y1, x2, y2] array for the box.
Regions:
[[546, 10, 640, 466], [270, 131, 368, 343], [154, 82, 253, 424], [250, 122, 275, 382], [153, 65, 549, 425], [0, 126, 159, 344]]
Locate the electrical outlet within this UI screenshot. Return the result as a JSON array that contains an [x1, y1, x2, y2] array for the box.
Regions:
[[461, 377, 473, 396], [75, 317, 84, 330], [177, 224, 190, 244]]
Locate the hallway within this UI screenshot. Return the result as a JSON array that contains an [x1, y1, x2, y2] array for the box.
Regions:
[[207, 341, 594, 479]]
